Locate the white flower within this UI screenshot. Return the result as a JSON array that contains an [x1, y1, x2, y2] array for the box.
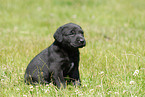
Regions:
[[23, 95, 27, 97], [82, 84, 87, 87], [46, 84, 49, 87], [89, 89, 94, 92], [45, 89, 48, 93], [78, 93, 83, 96], [123, 90, 127, 93], [96, 85, 101, 88], [130, 81, 135, 85], [16, 88, 20, 91], [30, 89, 33, 91], [75, 89, 79, 92], [133, 70, 139, 76], [35, 85, 39, 88], [114, 92, 119, 95], [99, 71, 104, 75], [108, 91, 112, 94], [29, 86, 34, 91], [30, 86, 33, 89]]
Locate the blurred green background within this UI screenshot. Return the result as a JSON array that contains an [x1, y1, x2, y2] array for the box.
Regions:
[[0, 0, 145, 96]]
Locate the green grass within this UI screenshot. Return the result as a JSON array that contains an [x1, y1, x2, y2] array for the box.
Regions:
[[0, 0, 145, 96]]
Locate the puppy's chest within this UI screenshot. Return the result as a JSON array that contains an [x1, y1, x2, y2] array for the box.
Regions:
[[60, 52, 79, 73], [62, 61, 74, 73], [61, 57, 76, 73]]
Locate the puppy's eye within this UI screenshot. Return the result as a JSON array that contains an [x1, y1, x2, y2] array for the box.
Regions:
[[69, 30, 75, 36], [79, 31, 84, 34]]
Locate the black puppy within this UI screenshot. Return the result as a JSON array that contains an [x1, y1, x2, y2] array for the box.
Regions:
[[24, 23, 86, 88]]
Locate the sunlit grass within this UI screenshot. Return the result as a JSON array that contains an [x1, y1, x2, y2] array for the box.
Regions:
[[0, 0, 145, 96]]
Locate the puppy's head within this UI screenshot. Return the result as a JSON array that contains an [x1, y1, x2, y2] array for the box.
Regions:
[[54, 23, 86, 48]]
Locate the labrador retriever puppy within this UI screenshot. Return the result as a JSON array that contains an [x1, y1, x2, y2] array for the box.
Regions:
[[24, 23, 86, 88]]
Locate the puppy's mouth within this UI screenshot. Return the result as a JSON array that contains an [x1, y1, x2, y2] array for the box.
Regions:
[[70, 42, 86, 48]]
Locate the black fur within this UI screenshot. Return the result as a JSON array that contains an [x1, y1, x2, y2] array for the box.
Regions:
[[24, 23, 86, 88]]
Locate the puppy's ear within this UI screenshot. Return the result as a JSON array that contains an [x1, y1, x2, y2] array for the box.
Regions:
[[53, 27, 63, 42]]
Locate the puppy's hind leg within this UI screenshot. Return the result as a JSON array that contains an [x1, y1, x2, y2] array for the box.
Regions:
[[24, 74, 38, 85]]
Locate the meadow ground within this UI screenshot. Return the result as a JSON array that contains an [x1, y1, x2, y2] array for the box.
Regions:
[[0, 0, 145, 96]]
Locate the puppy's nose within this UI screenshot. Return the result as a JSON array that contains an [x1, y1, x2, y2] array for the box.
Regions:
[[79, 39, 85, 44]]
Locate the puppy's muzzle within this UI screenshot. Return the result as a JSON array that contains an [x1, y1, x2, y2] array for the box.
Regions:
[[77, 37, 86, 47]]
